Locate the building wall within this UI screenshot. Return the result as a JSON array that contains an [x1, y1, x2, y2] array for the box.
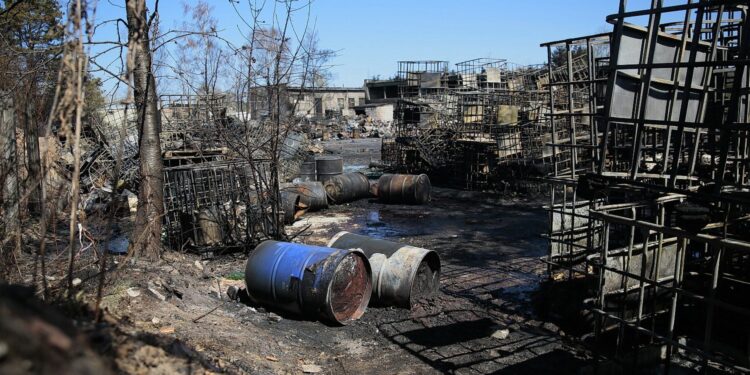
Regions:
[[290, 90, 366, 118], [365, 104, 395, 123]]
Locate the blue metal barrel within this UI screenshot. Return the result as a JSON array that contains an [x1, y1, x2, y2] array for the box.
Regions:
[[244, 241, 372, 324]]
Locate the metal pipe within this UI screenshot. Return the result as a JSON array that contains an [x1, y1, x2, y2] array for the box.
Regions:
[[324, 172, 371, 204], [244, 241, 372, 324], [376, 174, 431, 205], [328, 231, 440, 308]]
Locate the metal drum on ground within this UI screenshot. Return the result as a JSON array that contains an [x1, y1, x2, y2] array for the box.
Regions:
[[244, 241, 372, 324], [280, 191, 302, 224], [281, 181, 328, 211], [327, 231, 440, 308], [324, 172, 371, 204], [298, 158, 317, 182], [377, 173, 431, 205]]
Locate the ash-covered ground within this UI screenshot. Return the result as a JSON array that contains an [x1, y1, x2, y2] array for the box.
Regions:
[[70, 138, 592, 374]]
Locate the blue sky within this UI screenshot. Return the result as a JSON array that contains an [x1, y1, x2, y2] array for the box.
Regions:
[[92, 0, 663, 90]]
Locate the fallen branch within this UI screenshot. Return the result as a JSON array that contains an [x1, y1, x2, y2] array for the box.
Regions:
[[192, 304, 220, 323]]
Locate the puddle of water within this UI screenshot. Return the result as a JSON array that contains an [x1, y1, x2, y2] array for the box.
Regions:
[[361, 209, 399, 238], [343, 165, 368, 173], [367, 210, 380, 222], [356, 208, 440, 238]]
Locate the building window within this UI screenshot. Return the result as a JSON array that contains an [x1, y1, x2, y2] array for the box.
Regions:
[[358, 97, 365, 106], [348, 98, 355, 108], [337, 98, 345, 109]]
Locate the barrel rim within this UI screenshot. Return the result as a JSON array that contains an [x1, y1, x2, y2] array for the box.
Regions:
[[324, 249, 372, 324], [404, 248, 441, 306], [327, 232, 442, 308]]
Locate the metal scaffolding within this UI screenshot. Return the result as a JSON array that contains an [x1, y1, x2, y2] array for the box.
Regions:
[[383, 58, 553, 191]]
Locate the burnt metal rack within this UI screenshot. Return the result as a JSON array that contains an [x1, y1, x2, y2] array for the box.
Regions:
[[162, 159, 275, 254], [397, 60, 450, 98], [543, 1, 750, 372], [541, 32, 612, 180]]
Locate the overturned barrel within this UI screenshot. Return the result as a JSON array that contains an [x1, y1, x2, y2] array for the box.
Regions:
[[281, 182, 328, 211], [328, 232, 440, 308], [324, 172, 371, 204], [245, 241, 372, 324], [315, 155, 343, 183], [280, 191, 303, 224], [377, 174, 431, 205]]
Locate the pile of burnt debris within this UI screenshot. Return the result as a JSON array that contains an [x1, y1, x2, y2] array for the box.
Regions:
[[300, 114, 392, 140], [372, 0, 750, 372], [77, 94, 392, 249]]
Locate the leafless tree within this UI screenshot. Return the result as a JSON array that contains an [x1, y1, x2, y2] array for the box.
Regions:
[[126, 0, 164, 260], [173, 1, 225, 97]]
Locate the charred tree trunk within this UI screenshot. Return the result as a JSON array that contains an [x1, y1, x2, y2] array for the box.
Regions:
[[1, 93, 20, 275], [126, 0, 164, 259], [23, 90, 43, 216]]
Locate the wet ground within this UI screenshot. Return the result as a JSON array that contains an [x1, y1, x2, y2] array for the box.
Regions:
[[89, 138, 591, 374], [286, 187, 589, 374]]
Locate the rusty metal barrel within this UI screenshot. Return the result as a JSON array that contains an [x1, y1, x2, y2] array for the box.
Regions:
[[324, 172, 371, 204], [377, 174, 431, 205], [196, 207, 222, 245], [280, 191, 302, 224], [328, 231, 440, 308], [298, 158, 317, 182], [315, 155, 343, 183], [281, 182, 328, 211], [244, 241, 372, 324]]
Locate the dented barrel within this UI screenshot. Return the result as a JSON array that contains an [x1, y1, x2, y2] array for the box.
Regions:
[[324, 172, 371, 204], [377, 174, 431, 205], [327, 232, 440, 308], [280, 191, 302, 224], [244, 241, 372, 324], [282, 181, 328, 211], [315, 155, 343, 183]]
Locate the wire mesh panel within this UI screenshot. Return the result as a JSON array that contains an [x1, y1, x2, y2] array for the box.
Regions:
[[455, 58, 509, 90], [540, 33, 612, 285], [590, 190, 750, 373], [80, 105, 140, 190], [162, 160, 274, 254], [541, 33, 611, 180], [598, 1, 749, 190], [159, 94, 230, 152], [539, 2, 750, 372], [397, 60, 449, 98], [545, 178, 605, 281]]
